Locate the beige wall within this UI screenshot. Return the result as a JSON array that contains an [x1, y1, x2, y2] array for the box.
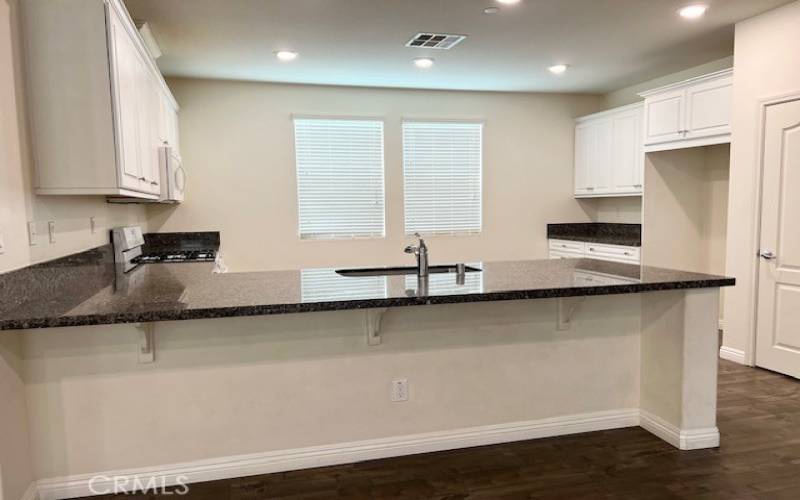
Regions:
[[147, 78, 602, 272], [642, 144, 729, 275], [0, 332, 33, 500], [0, 0, 147, 276], [0, 1, 36, 498], [724, 0, 800, 359], [590, 197, 642, 224], [24, 296, 642, 480]]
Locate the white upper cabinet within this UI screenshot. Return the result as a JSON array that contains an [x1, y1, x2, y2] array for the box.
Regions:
[[640, 69, 732, 152], [22, 0, 179, 199], [574, 103, 643, 198]]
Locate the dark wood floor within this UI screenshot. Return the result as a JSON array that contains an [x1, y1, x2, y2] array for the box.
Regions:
[[82, 360, 800, 499]]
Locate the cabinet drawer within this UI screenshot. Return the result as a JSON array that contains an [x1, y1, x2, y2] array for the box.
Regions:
[[549, 239, 586, 253], [586, 243, 640, 263], [549, 249, 585, 260]]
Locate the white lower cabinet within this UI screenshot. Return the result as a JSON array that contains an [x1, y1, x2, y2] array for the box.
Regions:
[[548, 239, 640, 265], [22, 0, 180, 199], [574, 103, 643, 198]]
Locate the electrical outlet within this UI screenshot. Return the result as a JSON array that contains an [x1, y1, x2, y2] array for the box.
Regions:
[[391, 379, 409, 402], [48, 221, 56, 244], [90, 216, 97, 234], [28, 222, 37, 246], [0, 229, 5, 255]]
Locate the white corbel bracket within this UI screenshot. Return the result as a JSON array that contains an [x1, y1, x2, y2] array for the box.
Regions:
[[135, 322, 156, 363], [556, 297, 586, 331], [364, 308, 388, 346]]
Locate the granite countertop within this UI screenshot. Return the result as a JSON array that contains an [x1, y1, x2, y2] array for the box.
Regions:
[[0, 250, 734, 330], [548, 223, 642, 247]]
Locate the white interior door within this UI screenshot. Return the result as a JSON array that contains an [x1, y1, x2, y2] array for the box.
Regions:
[[756, 97, 800, 379]]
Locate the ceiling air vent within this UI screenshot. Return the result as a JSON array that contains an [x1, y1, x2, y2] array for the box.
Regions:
[[405, 33, 467, 50]]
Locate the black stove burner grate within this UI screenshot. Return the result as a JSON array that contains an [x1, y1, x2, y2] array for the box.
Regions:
[[135, 249, 217, 264]]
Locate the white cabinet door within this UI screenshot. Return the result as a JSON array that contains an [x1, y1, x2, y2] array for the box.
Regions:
[[166, 100, 180, 154], [643, 88, 685, 146], [574, 119, 612, 196], [591, 119, 613, 194], [610, 108, 643, 194], [685, 75, 733, 140], [137, 64, 162, 194], [107, 4, 144, 192], [574, 123, 593, 196], [575, 105, 641, 198], [158, 92, 179, 151]]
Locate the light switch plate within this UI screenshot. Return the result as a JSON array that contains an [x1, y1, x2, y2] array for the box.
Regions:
[[48, 221, 56, 244], [28, 222, 37, 246], [90, 216, 97, 234]]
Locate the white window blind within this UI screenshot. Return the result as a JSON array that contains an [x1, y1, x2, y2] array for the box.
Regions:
[[294, 118, 385, 239], [403, 121, 482, 235]]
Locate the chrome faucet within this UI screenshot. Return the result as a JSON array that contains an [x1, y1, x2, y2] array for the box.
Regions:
[[404, 233, 429, 277]]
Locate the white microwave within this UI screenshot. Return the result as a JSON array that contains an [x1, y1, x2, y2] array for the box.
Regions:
[[159, 145, 185, 203]]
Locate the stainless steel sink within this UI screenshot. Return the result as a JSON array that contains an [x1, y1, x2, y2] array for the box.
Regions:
[[336, 265, 482, 277]]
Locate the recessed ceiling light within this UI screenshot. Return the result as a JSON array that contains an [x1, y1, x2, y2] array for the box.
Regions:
[[483, 7, 500, 14], [275, 50, 298, 62], [496, 0, 520, 4], [414, 57, 435, 69], [678, 4, 708, 19], [548, 64, 568, 75]]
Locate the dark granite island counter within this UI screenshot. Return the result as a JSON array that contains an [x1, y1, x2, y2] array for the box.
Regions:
[[0, 255, 732, 331]]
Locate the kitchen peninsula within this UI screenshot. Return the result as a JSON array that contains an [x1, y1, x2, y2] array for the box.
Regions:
[[1, 244, 733, 486]]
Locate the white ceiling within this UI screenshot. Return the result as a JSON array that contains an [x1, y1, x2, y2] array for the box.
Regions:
[[124, 0, 792, 94]]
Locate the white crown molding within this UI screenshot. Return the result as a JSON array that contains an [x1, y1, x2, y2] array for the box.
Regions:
[[639, 410, 720, 450], [638, 68, 733, 98], [575, 101, 644, 123], [35, 408, 639, 500]]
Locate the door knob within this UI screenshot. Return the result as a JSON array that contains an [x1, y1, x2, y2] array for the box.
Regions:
[[759, 250, 777, 260]]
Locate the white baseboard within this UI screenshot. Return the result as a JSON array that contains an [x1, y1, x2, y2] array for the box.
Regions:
[[719, 346, 746, 364], [35, 408, 639, 500], [21, 482, 39, 500], [639, 410, 720, 450]]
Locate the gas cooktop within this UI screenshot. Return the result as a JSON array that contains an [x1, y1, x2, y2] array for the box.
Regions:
[[135, 249, 217, 264]]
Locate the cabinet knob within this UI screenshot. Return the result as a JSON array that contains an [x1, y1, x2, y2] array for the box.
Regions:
[[633, 184, 642, 188], [138, 176, 147, 181]]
